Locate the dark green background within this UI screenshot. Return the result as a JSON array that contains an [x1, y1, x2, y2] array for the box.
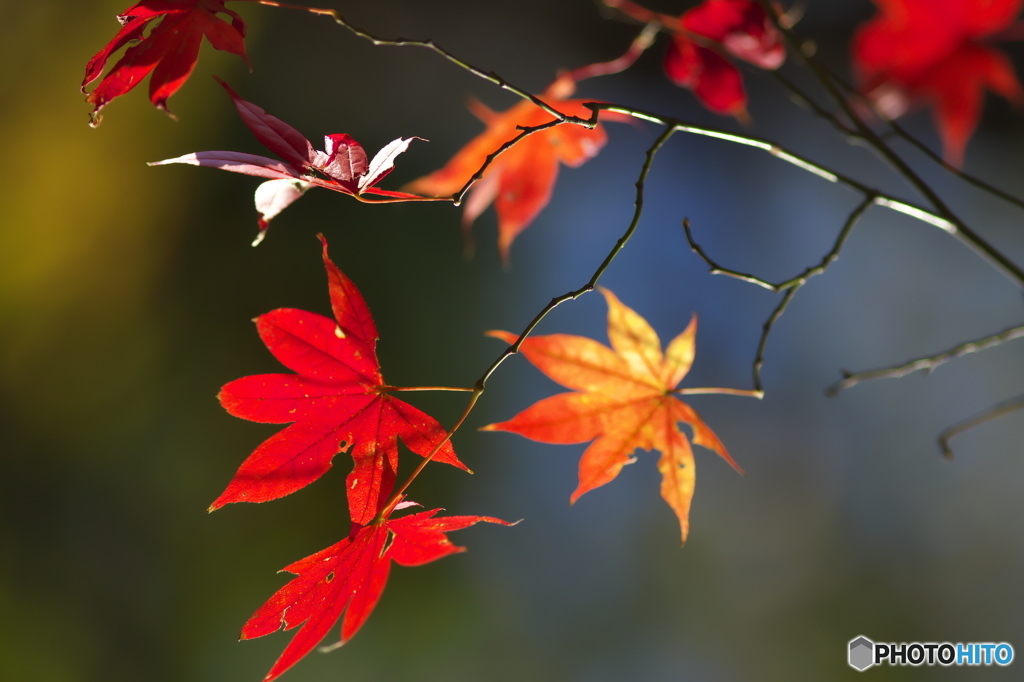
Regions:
[[2, 1, 1023, 680]]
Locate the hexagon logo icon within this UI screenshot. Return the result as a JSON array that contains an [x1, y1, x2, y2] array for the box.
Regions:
[[849, 636, 874, 671]]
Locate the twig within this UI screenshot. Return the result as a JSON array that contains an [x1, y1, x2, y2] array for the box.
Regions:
[[770, 70, 857, 139], [888, 119, 1024, 213], [260, 0, 1024, 287], [684, 197, 875, 393], [259, 0, 1024, 288], [450, 118, 573, 206], [382, 125, 678, 515], [565, 21, 660, 83], [477, 124, 677, 380], [683, 195, 874, 293], [939, 393, 1024, 459], [826, 323, 1024, 396], [448, 21, 660, 205], [254, 4, 655, 208], [754, 0, 1024, 288], [256, 0, 586, 125], [815, 64, 1024, 215]]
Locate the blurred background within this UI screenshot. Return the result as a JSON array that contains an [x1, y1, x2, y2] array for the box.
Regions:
[[3, 1, 1024, 680]]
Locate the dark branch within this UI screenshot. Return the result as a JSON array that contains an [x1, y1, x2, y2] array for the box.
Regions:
[[827, 324, 1024, 396], [939, 393, 1024, 459]]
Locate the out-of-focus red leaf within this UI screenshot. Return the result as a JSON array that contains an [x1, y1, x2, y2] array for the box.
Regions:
[[853, 0, 1024, 164], [484, 288, 740, 544], [405, 76, 612, 263], [150, 80, 425, 242], [211, 237, 470, 523], [243, 509, 510, 682], [82, 0, 251, 125], [681, 0, 785, 70], [607, 0, 785, 116], [664, 35, 747, 115]]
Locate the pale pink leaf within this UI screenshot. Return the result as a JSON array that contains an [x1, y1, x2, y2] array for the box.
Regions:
[[359, 137, 418, 192]]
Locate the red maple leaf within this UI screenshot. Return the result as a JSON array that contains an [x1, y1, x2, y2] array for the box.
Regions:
[[606, 0, 785, 116], [151, 78, 428, 244], [484, 288, 741, 543], [212, 236, 470, 524], [404, 75, 612, 263], [853, 0, 1024, 164], [243, 507, 511, 682], [82, 0, 251, 125]]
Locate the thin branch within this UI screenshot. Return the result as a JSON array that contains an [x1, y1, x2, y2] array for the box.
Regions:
[[754, 0, 1024, 288], [259, 0, 1024, 473], [565, 21, 660, 84], [261, 0, 1024, 287], [686, 197, 874, 394], [447, 22, 661, 204], [683, 196, 874, 293], [380, 383, 485, 519], [450, 118, 572, 206], [381, 125, 677, 516], [815, 65, 1024, 214], [939, 393, 1024, 459], [252, 6, 653, 208], [888, 119, 1024, 214], [593, 102, 1024, 286], [770, 70, 857, 139], [477, 124, 678, 384], [601, 0, 676, 26], [752, 288, 797, 395], [826, 323, 1024, 395], [256, 0, 585, 125]]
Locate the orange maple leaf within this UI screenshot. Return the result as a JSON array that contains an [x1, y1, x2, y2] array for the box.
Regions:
[[484, 288, 741, 543], [405, 77, 610, 263]]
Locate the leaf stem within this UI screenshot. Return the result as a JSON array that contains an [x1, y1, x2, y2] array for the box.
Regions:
[[378, 389, 484, 520], [674, 387, 764, 398], [385, 386, 475, 392]]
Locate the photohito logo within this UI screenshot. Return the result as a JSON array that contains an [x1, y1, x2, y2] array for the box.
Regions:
[[848, 635, 1014, 670]]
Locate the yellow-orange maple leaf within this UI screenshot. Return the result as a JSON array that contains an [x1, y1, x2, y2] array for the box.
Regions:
[[405, 77, 609, 263], [484, 288, 741, 543]]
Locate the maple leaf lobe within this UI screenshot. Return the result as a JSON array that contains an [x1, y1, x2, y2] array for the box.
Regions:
[[82, 0, 250, 125], [852, 0, 1024, 163], [211, 238, 468, 524], [245, 510, 511, 682], [406, 79, 611, 263], [655, 0, 786, 116], [484, 288, 739, 543]]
